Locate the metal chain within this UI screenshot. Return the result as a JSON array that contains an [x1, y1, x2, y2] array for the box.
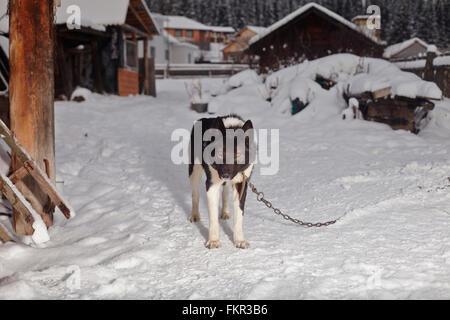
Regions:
[[248, 176, 450, 227], [247, 181, 338, 227]]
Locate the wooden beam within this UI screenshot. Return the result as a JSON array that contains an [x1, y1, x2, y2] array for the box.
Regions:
[[143, 37, 149, 95], [8, 166, 29, 185], [149, 56, 156, 97], [128, 2, 150, 35], [56, 37, 74, 99], [0, 223, 12, 243], [9, 0, 56, 234], [91, 40, 104, 93], [0, 174, 35, 236], [121, 24, 148, 38]]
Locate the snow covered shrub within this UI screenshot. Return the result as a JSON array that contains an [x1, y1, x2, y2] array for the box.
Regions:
[[71, 87, 92, 102], [342, 98, 363, 120], [185, 80, 211, 112]]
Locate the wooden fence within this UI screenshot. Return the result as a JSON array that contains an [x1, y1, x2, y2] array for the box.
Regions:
[[393, 52, 450, 98], [155, 63, 249, 78]]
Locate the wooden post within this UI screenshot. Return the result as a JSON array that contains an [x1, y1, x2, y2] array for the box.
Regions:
[[149, 56, 156, 97], [143, 37, 150, 95], [91, 40, 104, 93], [424, 50, 436, 82], [9, 0, 56, 234]]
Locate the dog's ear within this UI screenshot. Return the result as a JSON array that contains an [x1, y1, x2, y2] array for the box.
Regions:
[[214, 117, 226, 132], [242, 120, 253, 132]]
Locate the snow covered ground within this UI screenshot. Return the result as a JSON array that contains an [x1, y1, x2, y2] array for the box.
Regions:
[[0, 77, 449, 299]]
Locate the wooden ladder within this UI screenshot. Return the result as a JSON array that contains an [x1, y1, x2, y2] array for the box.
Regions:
[[0, 119, 74, 243]]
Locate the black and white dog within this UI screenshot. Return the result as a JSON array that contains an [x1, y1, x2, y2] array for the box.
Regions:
[[189, 114, 255, 249]]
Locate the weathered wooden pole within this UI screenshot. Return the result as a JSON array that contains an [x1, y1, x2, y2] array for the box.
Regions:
[[143, 37, 149, 95], [9, 0, 56, 234]]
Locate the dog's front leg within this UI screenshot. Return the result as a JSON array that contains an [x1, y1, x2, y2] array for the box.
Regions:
[[206, 183, 221, 249], [233, 182, 249, 249]]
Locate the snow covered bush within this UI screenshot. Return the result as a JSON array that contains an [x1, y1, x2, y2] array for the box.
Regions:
[[71, 87, 92, 102]]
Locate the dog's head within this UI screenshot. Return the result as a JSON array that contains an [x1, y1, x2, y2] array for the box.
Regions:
[[209, 117, 255, 181]]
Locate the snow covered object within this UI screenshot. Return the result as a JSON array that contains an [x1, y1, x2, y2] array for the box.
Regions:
[[213, 54, 441, 133]]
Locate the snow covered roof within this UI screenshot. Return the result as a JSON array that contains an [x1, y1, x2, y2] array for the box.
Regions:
[[247, 26, 267, 35], [164, 31, 199, 50], [154, 14, 234, 33], [249, 2, 385, 46], [383, 38, 441, 59], [210, 26, 235, 33], [0, 0, 159, 34], [56, 0, 130, 27], [156, 15, 211, 31], [351, 15, 371, 21]]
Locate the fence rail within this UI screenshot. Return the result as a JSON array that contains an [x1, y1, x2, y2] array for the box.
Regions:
[[155, 63, 249, 78], [393, 52, 450, 98]]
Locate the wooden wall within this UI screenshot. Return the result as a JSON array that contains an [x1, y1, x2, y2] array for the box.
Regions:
[[118, 68, 139, 96], [248, 9, 384, 73]]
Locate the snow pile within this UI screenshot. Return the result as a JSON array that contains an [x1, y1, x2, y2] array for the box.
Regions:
[[227, 69, 262, 88], [210, 54, 442, 120], [267, 54, 442, 100], [71, 87, 92, 102]]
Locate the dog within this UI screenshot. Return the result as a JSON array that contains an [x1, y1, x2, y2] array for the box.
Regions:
[[189, 114, 255, 249]]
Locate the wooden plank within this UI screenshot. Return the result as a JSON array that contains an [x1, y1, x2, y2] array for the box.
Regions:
[[118, 68, 139, 96], [0, 174, 35, 236], [0, 224, 11, 243], [372, 87, 391, 100], [0, 118, 30, 164], [0, 223, 12, 243], [0, 119, 73, 220], [22, 161, 71, 219], [8, 166, 29, 184]]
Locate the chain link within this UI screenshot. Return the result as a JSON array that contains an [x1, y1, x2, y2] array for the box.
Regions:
[[247, 181, 338, 227]]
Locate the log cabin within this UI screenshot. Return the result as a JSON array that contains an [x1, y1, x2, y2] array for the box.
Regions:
[[223, 26, 266, 63], [55, 0, 160, 98], [247, 2, 385, 73]]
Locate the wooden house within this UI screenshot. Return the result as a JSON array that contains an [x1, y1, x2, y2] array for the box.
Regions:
[[223, 26, 266, 63], [383, 38, 440, 61], [160, 15, 234, 51], [247, 3, 385, 73], [55, 0, 159, 98]]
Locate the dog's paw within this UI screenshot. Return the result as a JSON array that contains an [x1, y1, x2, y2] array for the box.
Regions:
[[189, 212, 200, 222], [220, 209, 230, 220], [205, 240, 221, 249], [234, 240, 250, 249]]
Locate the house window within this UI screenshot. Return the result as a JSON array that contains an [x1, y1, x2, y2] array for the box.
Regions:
[[175, 30, 182, 37], [150, 46, 155, 58], [217, 37, 223, 43], [124, 39, 138, 70], [188, 53, 192, 63], [186, 30, 193, 38], [165, 49, 169, 61]]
